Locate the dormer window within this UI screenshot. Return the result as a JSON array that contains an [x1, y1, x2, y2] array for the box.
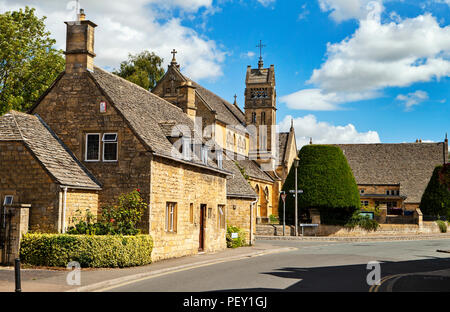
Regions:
[[182, 137, 191, 160], [103, 133, 118, 162], [216, 150, 223, 169]]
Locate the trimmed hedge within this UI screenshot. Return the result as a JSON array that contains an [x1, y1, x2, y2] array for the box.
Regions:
[[280, 145, 360, 225], [420, 164, 450, 219], [20, 233, 153, 268]]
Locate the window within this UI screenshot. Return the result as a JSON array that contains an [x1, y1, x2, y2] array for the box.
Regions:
[[216, 150, 223, 169], [189, 203, 194, 224], [3, 195, 13, 205], [386, 190, 390, 195], [251, 112, 256, 124], [364, 201, 369, 206], [261, 112, 266, 125], [103, 133, 118, 161], [218, 205, 225, 229], [165, 202, 177, 232], [201, 146, 208, 165], [360, 189, 365, 194], [182, 137, 191, 160], [396, 190, 400, 196], [85, 134, 100, 161]]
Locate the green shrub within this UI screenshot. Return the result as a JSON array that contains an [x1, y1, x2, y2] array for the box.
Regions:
[[280, 145, 360, 226], [20, 233, 153, 268], [226, 225, 245, 248], [436, 220, 447, 233], [345, 212, 379, 232], [67, 189, 147, 235], [420, 164, 450, 219], [269, 214, 279, 224]]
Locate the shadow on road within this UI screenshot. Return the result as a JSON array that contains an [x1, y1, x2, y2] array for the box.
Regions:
[[215, 257, 450, 292]]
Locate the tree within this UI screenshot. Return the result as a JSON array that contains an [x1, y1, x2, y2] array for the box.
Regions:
[[113, 51, 165, 91], [0, 7, 65, 115], [419, 164, 450, 219], [280, 145, 360, 225]]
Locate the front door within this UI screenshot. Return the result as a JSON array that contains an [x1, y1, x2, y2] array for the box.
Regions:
[[199, 204, 206, 251]]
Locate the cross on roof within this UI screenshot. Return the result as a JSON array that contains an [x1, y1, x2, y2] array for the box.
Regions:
[[256, 40, 266, 69], [233, 94, 237, 105], [171, 49, 177, 63]]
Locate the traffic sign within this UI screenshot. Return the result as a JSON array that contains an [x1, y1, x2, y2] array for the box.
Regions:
[[281, 194, 287, 202], [289, 190, 303, 194]]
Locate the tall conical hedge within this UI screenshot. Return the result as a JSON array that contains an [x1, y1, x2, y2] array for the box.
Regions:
[[419, 164, 450, 219], [279, 145, 360, 225]]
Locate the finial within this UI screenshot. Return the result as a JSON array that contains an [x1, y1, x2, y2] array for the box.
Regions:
[[310, 137, 313, 145], [256, 40, 266, 69], [445, 133, 448, 143], [290, 118, 294, 130], [78, 8, 86, 21], [233, 94, 237, 105], [171, 49, 178, 65]]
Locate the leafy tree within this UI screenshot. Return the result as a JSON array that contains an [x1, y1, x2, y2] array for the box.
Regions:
[[113, 50, 165, 90], [419, 164, 450, 219], [280, 145, 360, 225], [0, 7, 64, 115]]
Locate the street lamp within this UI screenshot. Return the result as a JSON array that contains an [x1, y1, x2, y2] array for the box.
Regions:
[[294, 158, 300, 236]]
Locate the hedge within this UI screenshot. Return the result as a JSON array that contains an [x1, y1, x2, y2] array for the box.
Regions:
[[20, 233, 153, 268], [420, 164, 450, 219], [280, 145, 360, 225]]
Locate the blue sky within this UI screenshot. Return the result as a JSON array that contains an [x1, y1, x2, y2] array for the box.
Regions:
[[2, 0, 449, 148]]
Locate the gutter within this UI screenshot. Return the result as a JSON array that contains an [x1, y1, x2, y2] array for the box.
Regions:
[[62, 186, 68, 233], [250, 198, 258, 246]]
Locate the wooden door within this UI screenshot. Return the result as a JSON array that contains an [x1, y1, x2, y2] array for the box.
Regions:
[[199, 204, 206, 251]]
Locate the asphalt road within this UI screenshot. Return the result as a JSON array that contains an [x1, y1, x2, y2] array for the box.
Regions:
[[104, 239, 450, 292]]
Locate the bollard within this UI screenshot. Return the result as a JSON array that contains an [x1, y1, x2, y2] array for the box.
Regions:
[[14, 258, 21, 292]]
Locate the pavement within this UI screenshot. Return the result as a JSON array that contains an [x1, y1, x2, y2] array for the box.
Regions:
[[257, 233, 450, 242], [0, 242, 294, 292]]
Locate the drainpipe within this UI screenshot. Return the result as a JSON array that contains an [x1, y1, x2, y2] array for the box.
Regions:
[[250, 199, 258, 246], [62, 187, 68, 233]]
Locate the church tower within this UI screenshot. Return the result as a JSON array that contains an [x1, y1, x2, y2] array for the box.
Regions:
[[244, 43, 276, 168]]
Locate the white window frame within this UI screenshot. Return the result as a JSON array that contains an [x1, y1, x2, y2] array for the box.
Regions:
[[85, 133, 101, 162], [3, 195, 13, 205], [201, 146, 208, 165], [218, 205, 225, 229], [216, 150, 223, 169], [165, 202, 177, 232], [102, 133, 118, 162]]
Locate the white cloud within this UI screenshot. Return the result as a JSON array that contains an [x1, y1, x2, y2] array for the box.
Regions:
[[283, 3, 450, 110], [241, 51, 255, 58], [318, 0, 383, 22], [298, 3, 310, 20], [0, 0, 225, 81], [257, 0, 276, 7], [396, 90, 429, 111], [279, 115, 381, 149]]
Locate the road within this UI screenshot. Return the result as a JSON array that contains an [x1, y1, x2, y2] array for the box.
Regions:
[[103, 238, 450, 292]]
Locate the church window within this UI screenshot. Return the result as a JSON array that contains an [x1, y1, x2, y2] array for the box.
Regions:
[[251, 112, 256, 124], [103, 133, 118, 162], [261, 112, 266, 125], [165, 202, 177, 232], [85, 133, 100, 161]]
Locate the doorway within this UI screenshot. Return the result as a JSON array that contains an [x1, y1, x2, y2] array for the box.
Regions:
[[199, 204, 206, 251]]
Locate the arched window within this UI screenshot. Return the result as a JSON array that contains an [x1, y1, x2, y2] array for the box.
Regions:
[[251, 112, 256, 124], [264, 186, 269, 200], [261, 112, 266, 125]]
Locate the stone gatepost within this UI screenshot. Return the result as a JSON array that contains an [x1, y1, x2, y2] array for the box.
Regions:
[[0, 204, 30, 265]]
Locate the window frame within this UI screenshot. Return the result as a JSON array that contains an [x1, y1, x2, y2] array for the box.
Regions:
[[85, 133, 101, 162], [217, 205, 225, 229], [3, 195, 13, 205], [102, 133, 118, 162], [165, 202, 177, 233]]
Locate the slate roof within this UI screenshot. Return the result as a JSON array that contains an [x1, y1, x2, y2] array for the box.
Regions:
[[0, 111, 101, 190], [278, 132, 289, 163], [235, 160, 274, 183], [335, 143, 447, 203], [223, 160, 257, 199], [89, 67, 228, 173]]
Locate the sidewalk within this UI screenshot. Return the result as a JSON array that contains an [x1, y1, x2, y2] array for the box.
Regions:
[[257, 232, 450, 242], [0, 242, 294, 292]]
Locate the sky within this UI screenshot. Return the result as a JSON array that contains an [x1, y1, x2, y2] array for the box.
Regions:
[[1, 0, 449, 149]]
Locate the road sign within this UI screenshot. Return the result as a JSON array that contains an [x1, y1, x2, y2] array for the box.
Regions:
[[281, 194, 287, 202], [289, 190, 303, 194]]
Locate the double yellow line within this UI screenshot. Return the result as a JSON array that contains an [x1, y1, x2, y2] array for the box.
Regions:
[[369, 273, 406, 292]]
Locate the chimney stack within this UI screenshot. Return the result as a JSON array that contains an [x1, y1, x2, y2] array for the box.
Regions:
[[64, 9, 97, 73]]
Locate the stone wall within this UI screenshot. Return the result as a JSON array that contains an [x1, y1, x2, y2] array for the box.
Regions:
[[150, 156, 228, 261], [32, 72, 152, 229], [227, 197, 256, 245], [0, 141, 60, 232], [0, 204, 29, 265], [65, 189, 99, 228]]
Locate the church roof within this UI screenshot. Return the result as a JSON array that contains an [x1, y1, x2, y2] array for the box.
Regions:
[[0, 111, 101, 190], [247, 68, 271, 84], [89, 67, 230, 174], [223, 160, 257, 199], [278, 132, 290, 163], [334, 143, 447, 203]]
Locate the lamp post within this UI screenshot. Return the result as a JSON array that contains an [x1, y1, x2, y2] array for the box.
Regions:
[[294, 158, 300, 236]]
